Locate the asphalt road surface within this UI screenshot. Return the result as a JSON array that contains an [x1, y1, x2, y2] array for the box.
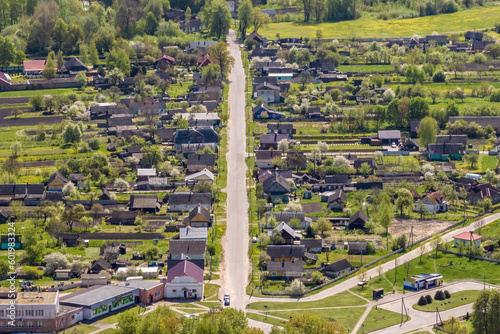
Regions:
[[223, 29, 250, 311]]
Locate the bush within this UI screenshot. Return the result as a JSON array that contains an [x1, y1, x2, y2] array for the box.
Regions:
[[425, 295, 433, 304], [435, 290, 446, 300], [418, 295, 428, 306], [444, 290, 451, 299]]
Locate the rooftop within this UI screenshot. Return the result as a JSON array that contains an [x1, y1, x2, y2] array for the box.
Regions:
[[59, 285, 138, 306], [0, 292, 57, 305]]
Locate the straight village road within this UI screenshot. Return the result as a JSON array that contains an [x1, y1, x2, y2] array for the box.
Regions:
[[223, 29, 250, 311]]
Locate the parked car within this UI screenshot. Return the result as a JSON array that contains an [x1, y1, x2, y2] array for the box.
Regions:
[[391, 142, 397, 148], [224, 293, 230, 306]]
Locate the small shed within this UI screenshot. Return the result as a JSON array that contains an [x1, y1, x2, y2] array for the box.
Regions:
[[54, 269, 72, 280], [372, 288, 384, 300]]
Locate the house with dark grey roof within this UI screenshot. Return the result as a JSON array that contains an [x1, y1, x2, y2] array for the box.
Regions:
[[348, 211, 370, 230], [410, 119, 440, 137], [187, 153, 216, 172], [253, 102, 285, 119], [449, 116, 500, 135], [255, 150, 282, 169], [262, 173, 290, 203], [300, 239, 324, 253], [427, 143, 465, 161], [168, 239, 206, 260], [255, 82, 280, 103], [173, 127, 219, 152], [321, 190, 347, 211], [267, 260, 303, 279], [425, 35, 448, 45], [259, 133, 290, 149], [107, 211, 137, 225], [267, 245, 305, 261], [321, 258, 352, 277], [129, 195, 160, 213], [268, 222, 301, 244], [60, 57, 88, 73], [183, 203, 212, 227], [265, 212, 312, 229], [267, 123, 295, 136], [167, 192, 212, 212], [465, 31, 484, 41], [376, 130, 401, 145], [464, 183, 500, 204], [155, 127, 176, 143]]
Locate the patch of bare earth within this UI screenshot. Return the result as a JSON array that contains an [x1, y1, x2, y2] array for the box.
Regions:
[[389, 218, 457, 242]]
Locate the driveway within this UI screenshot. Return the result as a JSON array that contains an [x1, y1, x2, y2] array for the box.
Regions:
[[223, 29, 250, 311]]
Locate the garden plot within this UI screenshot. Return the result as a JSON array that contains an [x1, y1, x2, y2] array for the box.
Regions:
[[390, 219, 457, 242]]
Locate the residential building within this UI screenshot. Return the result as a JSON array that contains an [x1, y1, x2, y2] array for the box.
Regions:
[[60, 57, 88, 73], [129, 195, 160, 214], [23, 60, 46, 75], [415, 191, 449, 213], [163, 260, 203, 299], [321, 190, 347, 211], [268, 222, 301, 244], [185, 168, 214, 184], [262, 172, 290, 203], [187, 154, 216, 172], [347, 211, 370, 230], [255, 150, 282, 169], [321, 259, 352, 277], [376, 130, 401, 145], [265, 212, 312, 229], [259, 133, 290, 149], [167, 192, 212, 212], [267, 123, 295, 136], [427, 143, 465, 161], [300, 239, 324, 253], [449, 116, 500, 135], [0, 291, 83, 333], [178, 226, 208, 240], [169, 239, 206, 261], [255, 82, 280, 103], [47, 172, 69, 191], [267, 260, 303, 280], [0, 72, 12, 86], [137, 168, 156, 181], [182, 203, 212, 227], [453, 232, 482, 248], [267, 245, 305, 261], [154, 54, 175, 69], [252, 102, 285, 119], [173, 128, 219, 152]]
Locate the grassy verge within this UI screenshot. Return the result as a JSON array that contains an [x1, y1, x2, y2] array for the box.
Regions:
[[204, 283, 221, 301], [358, 308, 406, 333], [65, 323, 100, 334], [247, 312, 287, 327], [268, 307, 366, 331], [413, 290, 482, 312], [248, 290, 366, 311]]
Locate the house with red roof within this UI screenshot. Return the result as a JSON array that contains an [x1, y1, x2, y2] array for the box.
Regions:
[[154, 54, 176, 69], [415, 190, 448, 213], [23, 60, 47, 75], [197, 54, 217, 68], [163, 259, 203, 299], [0, 72, 11, 86], [453, 231, 482, 248]]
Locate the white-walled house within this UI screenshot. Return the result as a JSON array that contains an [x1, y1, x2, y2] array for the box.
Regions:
[[415, 190, 449, 213], [164, 260, 203, 299]]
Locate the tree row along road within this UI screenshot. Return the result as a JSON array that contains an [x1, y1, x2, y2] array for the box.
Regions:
[[224, 29, 250, 311], [250, 212, 500, 303]]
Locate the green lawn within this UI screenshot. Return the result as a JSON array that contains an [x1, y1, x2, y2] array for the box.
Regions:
[[65, 323, 100, 334], [413, 290, 482, 312], [96, 306, 148, 324], [268, 307, 366, 332], [248, 290, 367, 311], [203, 283, 220, 301], [480, 155, 498, 172], [96, 329, 118, 334], [259, 6, 500, 39], [247, 312, 288, 327], [337, 64, 395, 73], [0, 88, 94, 98], [357, 308, 404, 333]]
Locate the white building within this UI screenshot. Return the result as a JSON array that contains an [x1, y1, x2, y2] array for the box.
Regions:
[[164, 260, 203, 299]]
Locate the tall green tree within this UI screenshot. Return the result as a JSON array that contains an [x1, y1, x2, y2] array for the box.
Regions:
[[472, 289, 500, 334], [408, 97, 429, 123], [0, 36, 15, 67], [208, 42, 235, 79], [42, 56, 56, 79], [418, 116, 438, 148], [89, 41, 99, 66], [52, 18, 68, 52], [237, 0, 252, 39], [202, 0, 231, 40], [145, 11, 159, 35]]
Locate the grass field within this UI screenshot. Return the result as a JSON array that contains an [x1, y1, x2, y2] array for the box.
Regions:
[[247, 312, 288, 327], [96, 329, 118, 334], [338, 64, 395, 73], [0, 88, 93, 98], [259, 6, 500, 39], [357, 308, 404, 333], [248, 290, 366, 311], [268, 307, 366, 331], [413, 290, 482, 312], [65, 323, 100, 334]]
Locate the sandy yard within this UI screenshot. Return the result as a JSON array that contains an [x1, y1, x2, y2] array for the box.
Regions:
[[389, 218, 457, 243]]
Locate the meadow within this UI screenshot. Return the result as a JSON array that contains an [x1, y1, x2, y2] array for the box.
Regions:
[[259, 6, 500, 39]]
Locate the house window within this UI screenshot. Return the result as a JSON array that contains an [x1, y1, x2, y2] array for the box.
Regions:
[[0, 310, 4, 316], [192, 289, 197, 293], [155, 291, 161, 297], [192, 223, 196, 227], [18, 321, 23, 328], [172, 289, 177, 292], [72, 315, 75, 320], [26, 321, 33, 328], [36, 321, 42, 328], [0, 321, 3, 327], [272, 272, 277, 276], [201, 223, 205, 227]]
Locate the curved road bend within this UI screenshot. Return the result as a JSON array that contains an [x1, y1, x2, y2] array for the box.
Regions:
[[223, 29, 250, 311]]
